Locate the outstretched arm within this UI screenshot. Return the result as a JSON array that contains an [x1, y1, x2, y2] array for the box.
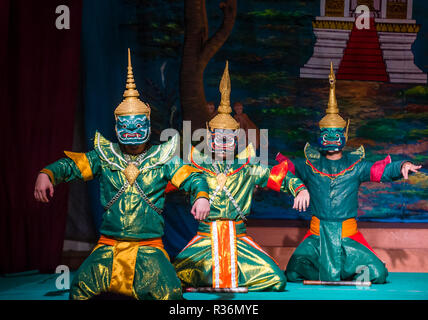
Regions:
[[164, 156, 210, 221], [401, 162, 422, 179], [359, 155, 421, 183], [35, 150, 100, 203]]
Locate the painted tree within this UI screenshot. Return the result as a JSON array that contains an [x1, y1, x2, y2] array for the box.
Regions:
[[180, 0, 237, 130]]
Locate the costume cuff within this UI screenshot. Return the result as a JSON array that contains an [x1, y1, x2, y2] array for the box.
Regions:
[[295, 184, 307, 195], [195, 191, 209, 201], [287, 178, 307, 197], [40, 168, 55, 185]]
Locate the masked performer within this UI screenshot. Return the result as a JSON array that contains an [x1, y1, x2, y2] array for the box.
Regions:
[[173, 62, 310, 292], [277, 63, 422, 284], [34, 50, 210, 300]]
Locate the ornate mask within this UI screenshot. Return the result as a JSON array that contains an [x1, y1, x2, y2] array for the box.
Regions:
[[115, 114, 150, 145], [318, 127, 346, 152], [208, 128, 239, 157]]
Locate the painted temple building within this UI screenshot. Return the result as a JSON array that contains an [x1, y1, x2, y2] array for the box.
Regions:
[[300, 0, 427, 83]]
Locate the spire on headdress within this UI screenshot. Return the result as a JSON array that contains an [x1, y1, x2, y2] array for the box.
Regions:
[[319, 62, 347, 129], [114, 48, 151, 118], [123, 48, 140, 99], [218, 61, 232, 114], [326, 62, 339, 114], [208, 61, 240, 130]]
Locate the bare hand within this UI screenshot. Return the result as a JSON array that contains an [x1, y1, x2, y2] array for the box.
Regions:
[[401, 162, 422, 179], [191, 197, 210, 221], [34, 173, 54, 203], [293, 189, 310, 213]]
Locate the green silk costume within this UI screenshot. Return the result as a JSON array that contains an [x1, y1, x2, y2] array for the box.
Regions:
[[173, 145, 307, 291], [42, 132, 209, 300], [282, 143, 405, 283]]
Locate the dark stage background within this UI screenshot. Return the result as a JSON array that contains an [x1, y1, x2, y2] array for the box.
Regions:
[[1, 0, 427, 273]]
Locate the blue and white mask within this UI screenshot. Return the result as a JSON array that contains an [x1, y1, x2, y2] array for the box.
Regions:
[[115, 114, 151, 145]]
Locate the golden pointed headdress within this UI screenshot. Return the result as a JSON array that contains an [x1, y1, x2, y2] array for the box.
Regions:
[[319, 62, 347, 129], [114, 48, 151, 119], [207, 61, 240, 130]]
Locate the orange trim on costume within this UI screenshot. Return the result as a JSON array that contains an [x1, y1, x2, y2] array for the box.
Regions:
[[40, 168, 55, 185], [94, 235, 168, 298], [179, 234, 204, 253], [171, 165, 202, 188], [202, 219, 244, 224], [195, 191, 209, 200], [227, 157, 250, 176], [301, 224, 381, 259], [210, 221, 239, 289], [64, 151, 94, 181], [218, 221, 233, 288], [190, 147, 216, 175], [309, 216, 358, 238], [97, 235, 168, 259], [305, 157, 362, 180], [266, 160, 288, 192], [190, 146, 250, 177], [196, 231, 212, 237]]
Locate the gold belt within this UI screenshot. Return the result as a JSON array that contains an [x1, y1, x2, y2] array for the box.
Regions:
[[310, 216, 358, 238]]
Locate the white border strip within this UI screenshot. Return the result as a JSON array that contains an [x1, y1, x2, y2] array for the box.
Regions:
[[229, 221, 237, 288], [212, 221, 220, 288]]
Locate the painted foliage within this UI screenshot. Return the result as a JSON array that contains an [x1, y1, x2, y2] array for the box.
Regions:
[[106, 0, 428, 222]]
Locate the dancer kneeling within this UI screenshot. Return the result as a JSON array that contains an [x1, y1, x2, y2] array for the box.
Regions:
[[34, 50, 210, 300], [277, 63, 421, 284], [173, 62, 310, 292]]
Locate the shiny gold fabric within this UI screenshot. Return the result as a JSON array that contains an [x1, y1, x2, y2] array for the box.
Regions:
[[44, 132, 209, 300], [174, 220, 286, 291], [70, 244, 182, 300], [109, 240, 140, 296], [171, 165, 202, 188], [64, 151, 94, 181], [94, 236, 170, 297]]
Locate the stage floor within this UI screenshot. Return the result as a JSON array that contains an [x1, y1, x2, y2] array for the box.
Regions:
[[0, 272, 427, 300]]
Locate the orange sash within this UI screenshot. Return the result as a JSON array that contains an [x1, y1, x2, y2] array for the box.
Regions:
[[310, 216, 358, 238]]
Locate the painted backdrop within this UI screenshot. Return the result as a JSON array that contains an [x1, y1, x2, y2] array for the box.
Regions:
[[79, 0, 428, 256]]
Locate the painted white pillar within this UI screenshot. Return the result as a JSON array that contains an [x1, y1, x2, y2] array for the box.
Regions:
[[320, 0, 326, 16], [407, 0, 413, 20], [344, 0, 351, 17], [381, 0, 387, 18]]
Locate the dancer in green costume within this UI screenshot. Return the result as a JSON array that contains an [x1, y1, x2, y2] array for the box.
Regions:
[[34, 50, 210, 299], [277, 63, 422, 283], [173, 62, 310, 291]]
